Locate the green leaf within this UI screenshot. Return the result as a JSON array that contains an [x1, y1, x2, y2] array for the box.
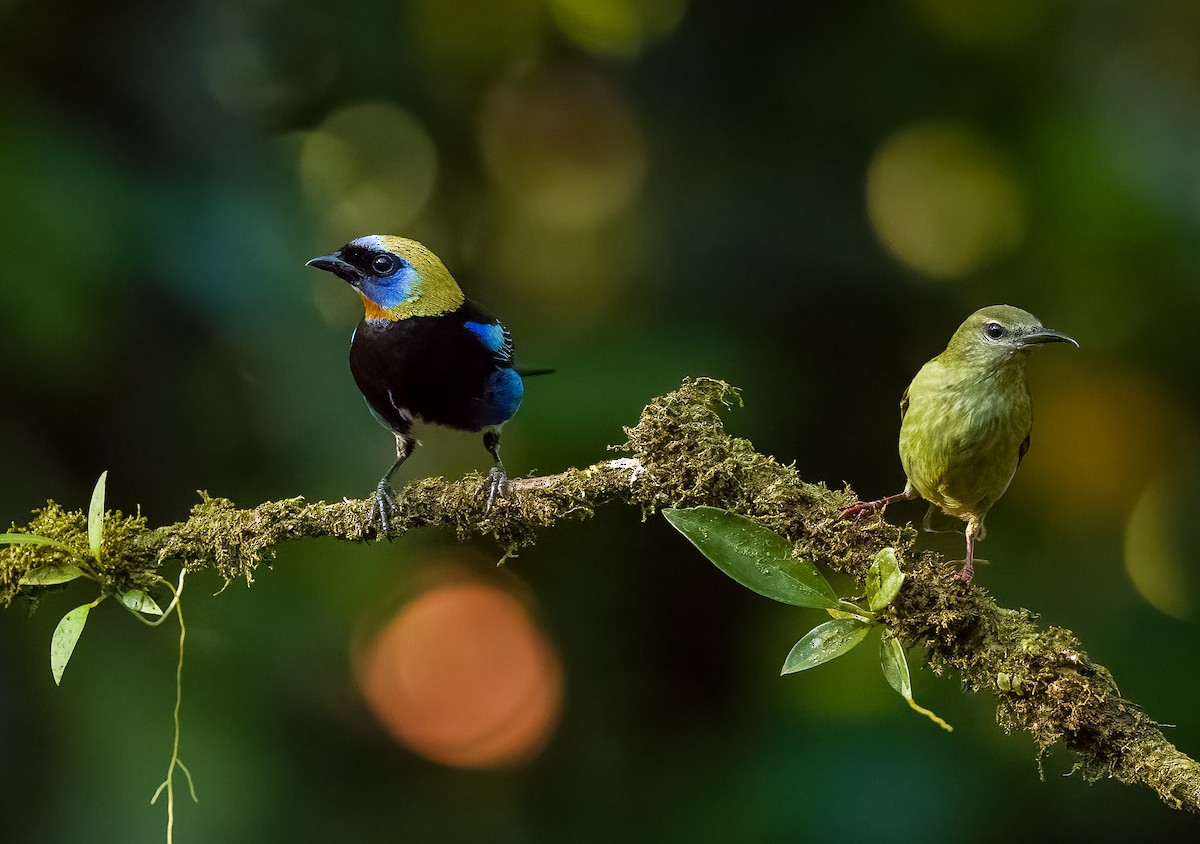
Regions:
[[880, 633, 912, 697], [880, 633, 953, 732], [664, 506, 838, 608], [0, 533, 80, 557], [51, 602, 95, 685], [120, 589, 163, 616], [88, 470, 108, 562], [781, 617, 871, 674], [20, 563, 85, 586], [867, 547, 905, 611]]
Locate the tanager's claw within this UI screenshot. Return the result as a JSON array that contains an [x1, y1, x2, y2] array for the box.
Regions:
[[485, 465, 509, 512], [373, 481, 398, 537]]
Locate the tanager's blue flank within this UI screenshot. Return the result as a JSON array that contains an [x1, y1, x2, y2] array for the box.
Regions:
[[842, 305, 1078, 583], [307, 235, 548, 530]]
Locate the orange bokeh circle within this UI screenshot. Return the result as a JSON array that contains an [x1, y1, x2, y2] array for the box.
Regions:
[[358, 579, 562, 768]]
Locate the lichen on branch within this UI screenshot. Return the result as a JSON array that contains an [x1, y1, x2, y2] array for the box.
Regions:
[[1, 376, 1197, 812]]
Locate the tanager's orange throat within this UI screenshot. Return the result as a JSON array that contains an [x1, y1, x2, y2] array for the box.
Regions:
[[359, 291, 395, 321]]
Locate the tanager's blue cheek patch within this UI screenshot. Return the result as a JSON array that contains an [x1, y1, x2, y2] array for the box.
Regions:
[[361, 264, 418, 310]]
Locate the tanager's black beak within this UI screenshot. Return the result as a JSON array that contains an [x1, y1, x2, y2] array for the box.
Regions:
[[306, 254, 361, 285]]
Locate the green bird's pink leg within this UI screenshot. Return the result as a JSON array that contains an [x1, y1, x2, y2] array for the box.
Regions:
[[958, 518, 981, 583]]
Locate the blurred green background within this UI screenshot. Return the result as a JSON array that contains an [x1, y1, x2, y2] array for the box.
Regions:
[[4, 0, 1200, 840]]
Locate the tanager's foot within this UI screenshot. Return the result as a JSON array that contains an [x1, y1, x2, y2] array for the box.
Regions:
[[485, 465, 509, 512], [372, 480, 398, 536]]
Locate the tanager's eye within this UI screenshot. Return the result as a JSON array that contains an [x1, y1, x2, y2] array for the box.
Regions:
[[984, 321, 1006, 340], [371, 254, 400, 276]]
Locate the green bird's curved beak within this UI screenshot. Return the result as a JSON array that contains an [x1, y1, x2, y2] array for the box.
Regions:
[[1018, 327, 1079, 348], [306, 254, 362, 285]]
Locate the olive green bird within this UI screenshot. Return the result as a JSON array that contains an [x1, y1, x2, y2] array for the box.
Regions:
[[841, 305, 1078, 583]]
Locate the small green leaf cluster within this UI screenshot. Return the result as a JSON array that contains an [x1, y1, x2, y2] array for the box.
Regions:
[[663, 506, 951, 732], [2, 472, 165, 684], [4, 472, 195, 839]]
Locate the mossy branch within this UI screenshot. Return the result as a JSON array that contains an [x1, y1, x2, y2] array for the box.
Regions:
[[2, 377, 1197, 812]]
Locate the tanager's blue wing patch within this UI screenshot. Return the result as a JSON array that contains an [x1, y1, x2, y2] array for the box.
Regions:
[[465, 320, 514, 365]]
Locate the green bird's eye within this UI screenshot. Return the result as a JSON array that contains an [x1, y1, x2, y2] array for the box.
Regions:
[[984, 321, 1006, 340], [371, 254, 400, 276]]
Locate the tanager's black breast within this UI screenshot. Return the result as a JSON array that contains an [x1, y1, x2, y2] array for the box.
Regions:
[[349, 302, 519, 434]]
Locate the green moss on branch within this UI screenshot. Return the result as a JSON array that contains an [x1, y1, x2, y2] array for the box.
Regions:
[[1, 376, 1197, 812]]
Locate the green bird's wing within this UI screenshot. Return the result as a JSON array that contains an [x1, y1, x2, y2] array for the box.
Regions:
[[899, 385, 910, 424], [1018, 430, 1031, 466]]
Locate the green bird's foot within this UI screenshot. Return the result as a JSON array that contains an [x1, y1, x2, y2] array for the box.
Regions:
[[372, 480, 399, 536], [955, 542, 977, 583], [484, 464, 509, 512], [955, 524, 983, 583], [839, 491, 911, 521]]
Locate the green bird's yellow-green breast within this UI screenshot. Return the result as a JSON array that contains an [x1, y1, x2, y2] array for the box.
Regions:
[[898, 353, 1032, 522]]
